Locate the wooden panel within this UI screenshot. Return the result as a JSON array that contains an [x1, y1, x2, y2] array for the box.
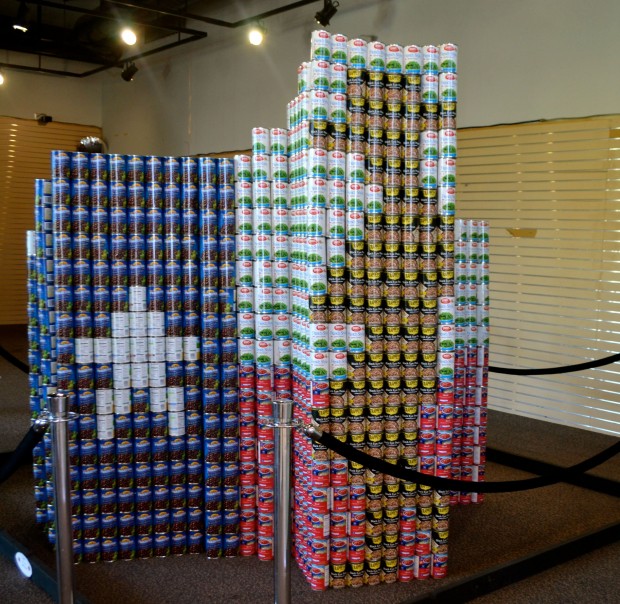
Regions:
[[458, 114, 620, 436], [0, 117, 101, 324]]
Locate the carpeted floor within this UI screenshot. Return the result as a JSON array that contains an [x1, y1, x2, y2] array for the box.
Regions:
[[0, 325, 618, 604]]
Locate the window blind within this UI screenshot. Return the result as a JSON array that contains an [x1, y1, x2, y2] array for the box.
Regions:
[[0, 117, 102, 325], [457, 115, 620, 436]]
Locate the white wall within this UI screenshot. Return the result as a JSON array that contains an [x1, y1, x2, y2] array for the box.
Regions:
[[0, 1, 617, 155], [0, 70, 102, 127], [99, 0, 620, 155]]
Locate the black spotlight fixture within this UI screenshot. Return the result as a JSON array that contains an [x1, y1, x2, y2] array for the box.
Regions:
[[13, 1, 30, 33], [315, 0, 339, 27], [121, 61, 138, 82]]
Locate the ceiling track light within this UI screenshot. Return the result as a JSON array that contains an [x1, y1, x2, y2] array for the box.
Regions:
[[315, 0, 339, 27], [13, 1, 30, 33], [248, 22, 266, 46], [120, 26, 138, 46], [121, 61, 138, 82]]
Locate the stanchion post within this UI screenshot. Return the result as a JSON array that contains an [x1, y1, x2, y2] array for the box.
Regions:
[[50, 393, 75, 604], [273, 398, 293, 604]]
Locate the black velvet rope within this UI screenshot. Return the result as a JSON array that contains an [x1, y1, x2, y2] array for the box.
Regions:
[[0, 345, 29, 374], [489, 352, 620, 376], [306, 428, 620, 493], [0, 426, 46, 486]]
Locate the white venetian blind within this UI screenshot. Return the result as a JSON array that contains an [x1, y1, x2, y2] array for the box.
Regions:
[[457, 115, 620, 436], [0, 117, 102, 325]]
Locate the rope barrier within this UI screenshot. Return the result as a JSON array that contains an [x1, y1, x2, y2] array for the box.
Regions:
[[0, 423, 47, 486], [490, 352, 620, 376], [0, 345, 29, 374], [304, 425, 620, 493]]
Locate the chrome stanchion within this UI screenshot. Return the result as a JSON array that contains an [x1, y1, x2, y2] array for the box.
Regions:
[[49, 393, 75, 604], [270, 398, 295, 604]]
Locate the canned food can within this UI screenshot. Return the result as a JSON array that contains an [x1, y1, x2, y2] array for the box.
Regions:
[[347, 38, 367, 69], [251, 127, 270, 154], [385, 43, 404, 73], [311, 29, 331, 61], [439, 42, 458, 72], [367, 40, 386, 72], [421, 73, 439, 104], [269, 128, 287, 155]]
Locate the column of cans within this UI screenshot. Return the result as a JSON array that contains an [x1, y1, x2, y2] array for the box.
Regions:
[[287, 87, 316, 587], [364, 42, 408, 587], [108, 153, 148, 563], [250, 139, 276, 564], [179, 157, 210, 557], [29, 179, 55, 535], [168, 157, 200, 558], [146, 157, 189, 560], [351, 39, 385, 587], [197, 157, 238, 559], [46, 161, 82, 556], [429, 42, 458, 580], [49, 155, 84, 560], [453, 219, 473, 505], [397, 45, 424, 584], [215, 158, 242, 558], [453, 219, 489, 506], [50, 152, 98, 562], [232, 155, 260, 558], [119, 155, 154, 561], [410, 45, 442, 581], [234, 151, 274, 560], [289, 34, 341, 589], [342, 39, 371, 589], [472, 221, 489, 504], [319, 31, 352, 592]]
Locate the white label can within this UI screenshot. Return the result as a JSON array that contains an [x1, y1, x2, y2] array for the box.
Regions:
[[329, 323, 347, 350], [329, 350, 348, 380], [255, 313, 274, 340], [310, 322, 329, 351], [95, 389, 113, 415], [148, 361, 166, 388], [112, 362, 131, 390], [330, 33, 348, 64], [439, 72, 458, 102], [404, 45, 422, 74], [251, 127, 270, 154], [96, 412, 115, 440], [150, 387, 167, 412], [311, 29, 331, 61], [385, 43, 404, 73], [347, 38, 367, 69], [439, 43, 458, 73], [168, 411, 186, 436], [113, 388, 131, 414], [423, 45, 439, 73], [273, 312, 291, 339], [112, 337, 130, 364], [271, 181, 289, 207], [327, 208, 345, 239], [421, 73, 439, 103]]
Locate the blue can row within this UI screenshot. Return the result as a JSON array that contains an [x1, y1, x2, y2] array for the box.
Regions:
[[51, 151, 233, 186], [52, 153, 233, 187]]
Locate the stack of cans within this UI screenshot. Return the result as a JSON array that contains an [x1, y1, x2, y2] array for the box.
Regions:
[[286, 32, 481, 590], [28, 178, 57, 536], [27, 30, 490, 589], [452, 219, 489, 506], [31, 152, 240, 563], [235, 127, 293, 560]]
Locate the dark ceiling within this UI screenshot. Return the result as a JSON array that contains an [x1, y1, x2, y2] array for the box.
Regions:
[[0, 0, 320, 77]]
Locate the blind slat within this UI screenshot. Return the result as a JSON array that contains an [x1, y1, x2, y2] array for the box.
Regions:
[[460, 114, 620, 436]]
